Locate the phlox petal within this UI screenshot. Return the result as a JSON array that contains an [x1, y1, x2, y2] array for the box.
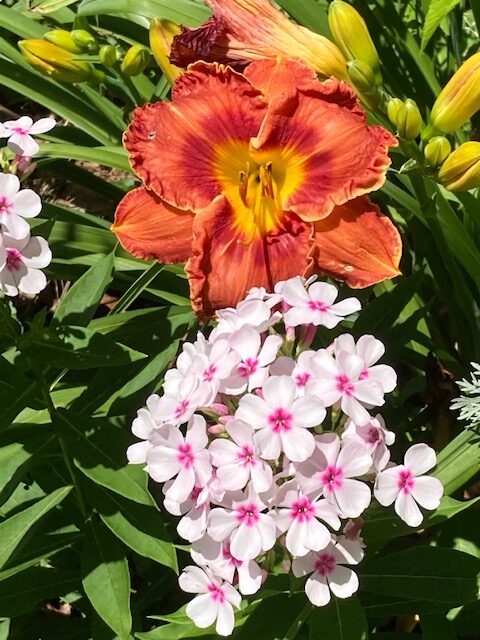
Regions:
[[395, 491, 423, 527], [404, 443, 437, 476], [230, 522, 261, 561], [11, 189, 42, 217], [328, 565, 359, 599], [337, 440, 372, 478], [410, 476, 443, 510], [208, 508, 238, 541], [126, 440, 150, 464], [179, 566, 212, 593], [216, 601, 235, 637], [281, 428, 315, 462], [147, 446, 182, 482], [263, 375, 296, 408], [28, 117, 56, 134], [356, 334, 385, 366], [8, 133, 39, 157], [186, 593, 218, 628], [254, 428, 282, 460], [334, 479, 371, 518], [373, 466, 400, 506], [217, 463, 250, 491], [237, 560, 263, 595], [306, 574, 331, 606], [341, 394, 372, 426], [236, 394, 269, 428], [292, 395, 326, 428]]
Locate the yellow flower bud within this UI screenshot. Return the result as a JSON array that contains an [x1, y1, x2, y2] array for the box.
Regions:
[[44, 29, 82, 54], [438, 141, 480, 191], [71, 29, 97, 52], [99, 44, 118, 68], [328, 0, 380, 80], [387, 98, 403, 127], [395, 99, 423, 140], [149, 18, 183, 85], [427, 52, 480, 137], [18, 39, 94, 83], [424, 136, 451, 168], [120, 45, 150, 77]]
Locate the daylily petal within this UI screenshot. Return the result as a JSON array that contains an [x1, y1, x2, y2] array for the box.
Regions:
[[112, 186, 193, 262], [124, 62, 267, 211], [313, 196, 402, 288], [251, 78, 397, 221], [186, 196, 314, 315]]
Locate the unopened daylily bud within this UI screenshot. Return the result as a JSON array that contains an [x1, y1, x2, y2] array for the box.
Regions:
[[99, 44, 118, 68], [328, 0, 381, 81], [44, 29, 82, 54], [425, 52, 480, 138], [438, 141, 480, 191], [387, 98, 403, 127], [149, 18, 183, 85], [18, 39, 94, 83], [424, 136, 451, 168], [347, 59, 377, 96], [395, 99, 422, 140], [121, 45, 150, 76], [71, 29, 97, 52]]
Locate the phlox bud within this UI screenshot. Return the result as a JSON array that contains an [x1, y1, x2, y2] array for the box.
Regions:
[[424, 136, 451, 168], [149, 18, 183, 85], [99, 44, 119, 68], [44, 29, 82, 54], [425, 52, 480, 138], [121, 45, 150, 76], [438, 141, 480, 191], [18, 39, 95, 83], [386, 97, 403, 127], [328, 0, 381, 80], [395, 99, 422, 140], [71, 29, 98, 52]]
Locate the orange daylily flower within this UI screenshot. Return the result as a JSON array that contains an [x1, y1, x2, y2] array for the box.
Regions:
[[112, 58, 402, 316], [169, 0, 348, 80]]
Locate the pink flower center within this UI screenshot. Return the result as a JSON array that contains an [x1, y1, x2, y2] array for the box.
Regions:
[[268, 407, 293, 433], [0, 196, 12, 215], [236, 502, 260, 527], [397, 469, 415, 494], [336, 374, 355, 395], [367, 427, 380, 444], [208, 583, 225, 603], [295, 372, 312, 388], [174, 399, 189, 420], [6, 248, 23, 272], [290, 496, 315, 523], [12, 127, 28, 135], [321, 465, 343, 492], [177, 442, 195, 468], [308, 300, 329, 312], [203, 364, 217, 382], [237, 444, 256, 467], [359, 368, 369, 380], [238, 357, 259, 378], [190, 486, 202, 501], [314, 552, 336, 576]]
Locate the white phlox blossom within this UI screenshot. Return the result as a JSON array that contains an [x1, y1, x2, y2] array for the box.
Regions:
[[0, 173, 42, 239], [0, 232, 51, 297], [125, 276, 444, 636], [0, 116, 56, 157]]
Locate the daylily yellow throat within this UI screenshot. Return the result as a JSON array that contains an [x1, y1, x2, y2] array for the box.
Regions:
[[213, 141, 305, 242]]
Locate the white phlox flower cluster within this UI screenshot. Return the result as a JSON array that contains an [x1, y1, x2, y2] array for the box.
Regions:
[[127, 275, 444, 636], [0, 116, 54, 296]]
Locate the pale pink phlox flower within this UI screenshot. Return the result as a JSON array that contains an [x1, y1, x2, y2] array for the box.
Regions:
[[179, 565, 241, 637], [191, 534, 263, 595], [307, 348, 385, 425], [0, 232, 51, 296], [296, 433, 372, 518], [126, 394, 167, 465], [155, 374, 212, 425], [273, 480, 340, 557], [292, 536, 364, 607], [280, 276, 361, 328], [342, 518, 366, 548], [332, 334, 397, 394], [0, 116, 56, 156], [164, 475, 225, 543], [210, 297, 280, 341], [374, 443, 443, 527], [245, 285, 282, 308], [236, 375, 325, 462], [342, 414, 395, 472], [147, 414, 212, 503], [0, 173, 42, 238], [209, 419, 273, 493], [221, 326, 282, 394], [270, 352, 317, 398], [208, 485, 276, 561]]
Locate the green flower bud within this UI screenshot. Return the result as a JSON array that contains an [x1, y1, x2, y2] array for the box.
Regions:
[[424, 136, 451, 168], [71, 29, 97, 52], [387, 98, 403, 127], [99, 44, 118, 68], [44, 29, 82, 54], [121, 45, 150, 76], [395, 99, 423, 140], [347, 59, 377, 96]]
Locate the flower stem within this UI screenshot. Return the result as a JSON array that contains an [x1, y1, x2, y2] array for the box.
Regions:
[[283, 602, 312, 640]]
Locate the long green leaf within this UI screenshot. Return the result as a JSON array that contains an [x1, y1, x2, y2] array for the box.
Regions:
[[422, 0, 462, 49], [78, 0, 210, 23], [309, 597, 368, 640], [38, 143, 129, 170]]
